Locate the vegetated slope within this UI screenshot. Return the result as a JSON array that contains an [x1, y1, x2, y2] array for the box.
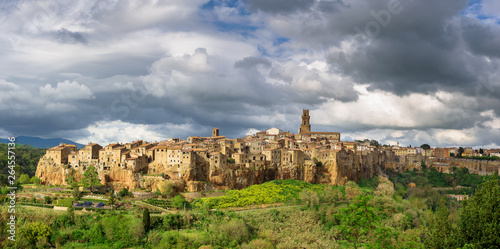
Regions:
[[193, 179, 361, 209], [0, 143, 45, 182]]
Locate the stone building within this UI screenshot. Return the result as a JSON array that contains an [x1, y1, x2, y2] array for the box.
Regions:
[[44, 143, 77, 167]]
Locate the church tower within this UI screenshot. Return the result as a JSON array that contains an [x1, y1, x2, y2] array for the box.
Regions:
[[299, 109, 311, 134], [212, 128, 219, 137]]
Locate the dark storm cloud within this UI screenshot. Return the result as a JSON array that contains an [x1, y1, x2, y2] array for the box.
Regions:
[[234, 56, 271, 68], [0, 0, 499, 147], [246, 0, 315, 14], [56, 28, 87, 44], [461, 18, 500, 58]]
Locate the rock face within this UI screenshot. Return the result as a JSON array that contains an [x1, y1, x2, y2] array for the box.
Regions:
[[35, 149, 382, 191], [38, 148, 462, 191]]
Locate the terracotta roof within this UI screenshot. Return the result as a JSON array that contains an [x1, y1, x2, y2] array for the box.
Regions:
[[305, 131, 340, 135], [154, 145, 168, 150], [47, 146, 64, 151]]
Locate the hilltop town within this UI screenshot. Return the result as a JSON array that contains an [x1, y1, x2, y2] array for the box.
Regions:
[[35, 110, 500, 192]]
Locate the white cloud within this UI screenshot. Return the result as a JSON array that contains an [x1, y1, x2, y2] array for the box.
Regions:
[[482, 0, 500, 18], [75, 120, 166, 145], [39, 80, 93, 100], [246, 128, 260, 136], [311, 88, 483, 130]]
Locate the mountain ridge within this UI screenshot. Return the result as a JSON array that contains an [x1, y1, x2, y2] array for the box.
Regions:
[[0, 136, 84, 149]]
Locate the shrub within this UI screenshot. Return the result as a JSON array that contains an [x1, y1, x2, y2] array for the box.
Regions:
[[84, 222, 106, 244], [321, 186, 343, 203], [345, 181, 361, 200], [171, 194, 190, 210], [163, 214, 183, 230], [210, 218, 250, 247], [241, 239, 274, 249], [20, 221, 52, 247], [72, 187, 82, 200], [300, 189, 319, 208], [375, 177, 395, 197], [159, 181, 178, 198], [118, 188, 132, 198]]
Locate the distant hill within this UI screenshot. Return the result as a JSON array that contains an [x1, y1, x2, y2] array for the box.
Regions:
[[0, 136, 84, 149]]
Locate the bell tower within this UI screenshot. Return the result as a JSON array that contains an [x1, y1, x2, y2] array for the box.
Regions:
[[299, 109, 311, 134], [212, 128, 219, 137]]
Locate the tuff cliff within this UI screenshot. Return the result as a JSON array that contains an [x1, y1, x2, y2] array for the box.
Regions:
[[34, 149, 425, 191]]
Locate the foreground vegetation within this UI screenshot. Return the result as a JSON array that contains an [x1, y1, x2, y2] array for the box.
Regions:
[[1, 167, 499, 248]]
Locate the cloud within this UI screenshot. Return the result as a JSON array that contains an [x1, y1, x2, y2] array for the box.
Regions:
[[75, 120, 166, 145], [311, 87, 491, 131], [39, 80, 93, 100], [0, 0, 499, 149], [55, 28, 87, 44], [246, 0, 315, 14]]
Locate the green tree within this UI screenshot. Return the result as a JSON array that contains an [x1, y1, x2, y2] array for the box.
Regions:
[[370, 140, 380, 147], [457, 147, 464, 157], [457, 174, 500, 247], [299, 189, 319, 208], [143, 208, 151, 232], [420, 144, 431, 150], [20, 221, 52, 247], [66, 168, 77, 185], [108, 191, 116, 210], [425, 198, 457, 248], [67, 206, 75, 224], [336, 195, 379, 249], [30, 176, 41, 185], [72, 186, 82, 200], [44, 196, 51, 204], [118, 188, 131, 198], [345, 181, 361, 200], [321, 186, 342, 204], [171, 194, 189, 210], [82, 166, 100, 193], [18, 174, 31, 184]]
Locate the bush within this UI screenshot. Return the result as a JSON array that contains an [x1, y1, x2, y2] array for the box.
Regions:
[[171, 195, 190, 210], [163, 214, 183, 230], [209, 218, 250, 247], [321, 186, 343, 203], [300, 189, 319, 208], [241, 239, 273, 249], [19, 174, 31, 184], [31, 176, 41, 185], [118, 188, 132, 198], [20, 221, 52, 247], [159, 181, 178, 198], [345, 181, 361, 200], [72, 187, 82, 200], [375, 177, 395, 197]]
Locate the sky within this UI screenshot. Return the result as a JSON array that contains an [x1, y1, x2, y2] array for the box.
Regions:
[[0, 0, 499, 148]]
